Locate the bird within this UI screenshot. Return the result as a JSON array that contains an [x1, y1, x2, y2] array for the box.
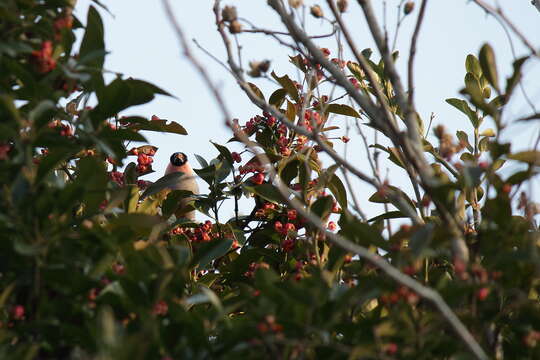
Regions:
[[165, 152, 199, 221]]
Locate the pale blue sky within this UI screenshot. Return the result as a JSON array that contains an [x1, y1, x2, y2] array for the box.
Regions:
[[74, 0, 540, 221]]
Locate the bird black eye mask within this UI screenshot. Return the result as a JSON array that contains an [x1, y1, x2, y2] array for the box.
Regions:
[[170, 152, 187, 166]]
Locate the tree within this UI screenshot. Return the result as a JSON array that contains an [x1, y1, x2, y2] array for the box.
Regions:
[[1, 0, 539, 359]]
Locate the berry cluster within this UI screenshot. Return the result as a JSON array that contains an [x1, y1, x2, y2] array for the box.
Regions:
[[48, 119, 73, 137], [31, 40, 56, 73], [244, 262, 270, 278], [127, 145, 157, 174]]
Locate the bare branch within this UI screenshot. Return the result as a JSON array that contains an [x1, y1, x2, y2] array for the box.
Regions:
[[471, 0, 538, 56]]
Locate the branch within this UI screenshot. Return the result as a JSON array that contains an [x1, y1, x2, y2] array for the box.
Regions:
[[162, 2, 487, 359], [471, 0, 538, 56]]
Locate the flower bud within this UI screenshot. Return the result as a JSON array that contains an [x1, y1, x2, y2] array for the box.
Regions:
[[404, 1, 415, 15], [229, 20, 242, 34], [337, 0, 348, 13], [310, 5, 324, 18], [288, 0, 303, 8], [222, 6, 238, 22]]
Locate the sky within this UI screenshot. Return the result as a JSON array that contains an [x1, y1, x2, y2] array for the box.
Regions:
[[73, 0, 540, 222]]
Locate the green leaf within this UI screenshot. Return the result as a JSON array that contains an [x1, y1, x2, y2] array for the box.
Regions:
[[325, 104, 361, 118], [311, 196, 333, 219], [456, 131, 473, 152], [328, 174, 348, 209], [194, 154, 209, 168], [212, 142, 233, 165], [338, 211, 386, 249], [465, 54, 482, 77], [36, 150, 72, 183], [462, 166, 483, 188], [506, 170, 536, 185], [162, 190, 194, 219], [479, 43, 499, 92], [445, 98, 479, 128], [506, 56, 528, 98], [460, 152, 475, 163], [409, 223, 435, 258], [280, 159, 299, 185], [129, 117, 187, 136], [507, 151, 540, 166], [109, 213, 162, 231], [191, 239, 233, 269], [271, 71, 299, 101], [244, 184, 285, 204], [79, 6, 105, 69], [95, 78, 173, 120], [141, 172, 185, 199], [269, 88, 288, 107], [367, 211, 406, 223]]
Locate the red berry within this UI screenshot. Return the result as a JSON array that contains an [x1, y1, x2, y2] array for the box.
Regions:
[[287, 209, 297, 221], [385, 343, 398, 355], [152, 300, 168, 316], [231, 152, 242, 163], [251, 173, 265, 185], [11, 305, 25, 320], [476, 287, 490, 301]]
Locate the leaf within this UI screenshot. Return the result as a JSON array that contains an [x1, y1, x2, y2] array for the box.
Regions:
[[460, 152, 475, 162], [212, 142, 233, 165], [269, 88, 288, 107], [130, 118, 187, 135], [465, 54, 482, 77], [506, 56, 528, 98], [506, 170, 536, 185], [456, 131, 473, 152], [479, 43, 499, 92], [462, 166, 483, 188], [247, 82, 265, 102], [191, 239, 233, 269], [409, 223, 435, 258], [140, 172, 185, 199], [338, 211, 386, 249], [311, 196, 333, 219], [325, 104, 361, 118], [328, 174, 348, 209], [79, 6, 105, 69], [162, 190, 194, 219], [289, 54, 307, 73], [280, 159, 299, 185], [507, 151, 540, 166], [464, 73, 484, 105], [479, 128, 495, 137], [244, 184, 285, 204], [367, 211, 405, 223], [109, 213, 163, 231], [286, 100, 296, 122], [478, 137, 490, 152], [271, 71, 299, 101], [445, 98, 479, 128], [194, 154, 209, 168], [95, 78, 173, 120]]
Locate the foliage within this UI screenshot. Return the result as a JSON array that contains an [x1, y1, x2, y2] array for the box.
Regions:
[[0, 1, 539, 359]]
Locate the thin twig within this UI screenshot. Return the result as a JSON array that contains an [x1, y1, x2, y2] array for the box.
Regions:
[[471, 0, 538, 56]]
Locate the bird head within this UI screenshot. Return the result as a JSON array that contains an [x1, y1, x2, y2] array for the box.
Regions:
[[170, 152, 188, 166]]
